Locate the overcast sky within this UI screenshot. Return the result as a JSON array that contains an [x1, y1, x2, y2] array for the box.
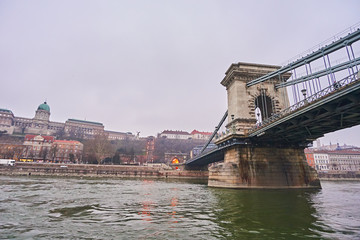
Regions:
[[1, 0, 359, 145]]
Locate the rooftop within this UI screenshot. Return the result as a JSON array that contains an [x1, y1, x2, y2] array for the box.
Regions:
[[25, 134, 55, 142], [161, 130, 190, 135], [191, 130, 212, 135], [67, 119, 104, 126], [0, 108, 13, 114], [37, 102, 50, 112]]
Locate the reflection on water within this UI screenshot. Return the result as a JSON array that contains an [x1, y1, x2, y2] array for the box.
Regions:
[[211, 188, 321, 239], [0, 176, 359, 239]]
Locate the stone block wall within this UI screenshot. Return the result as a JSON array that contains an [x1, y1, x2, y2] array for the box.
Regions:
[[209, 145, 320, 189]]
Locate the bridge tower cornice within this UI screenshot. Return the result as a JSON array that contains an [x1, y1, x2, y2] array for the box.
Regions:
[[221, 62, 291, 88]]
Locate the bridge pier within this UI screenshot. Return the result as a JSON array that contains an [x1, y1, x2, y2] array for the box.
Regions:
[[208, 143, 320, 189]]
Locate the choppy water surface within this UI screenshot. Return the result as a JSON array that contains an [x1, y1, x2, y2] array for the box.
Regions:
[[0, 176, 359, 239]]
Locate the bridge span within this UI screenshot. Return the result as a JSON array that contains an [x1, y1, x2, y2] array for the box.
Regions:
[[186, 25, 360, 188]]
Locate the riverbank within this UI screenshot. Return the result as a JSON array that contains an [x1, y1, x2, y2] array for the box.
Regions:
[[0, 162, 208, 179], [2, 163, 359, 182], [318, 172, 360, 181]]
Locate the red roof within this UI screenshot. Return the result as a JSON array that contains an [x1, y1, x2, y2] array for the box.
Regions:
[[191, 130, 212, 135], [305, 148, 360, 155], [25, 135, 55, 142], [327, 149, 360, 155]]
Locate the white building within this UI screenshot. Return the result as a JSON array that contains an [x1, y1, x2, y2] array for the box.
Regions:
[[313, 152, 330, 172], [159, 130, 191, 140], [190, 130, 212, 140], [328, 150, 360, 172], [307, 149, 360, 173]]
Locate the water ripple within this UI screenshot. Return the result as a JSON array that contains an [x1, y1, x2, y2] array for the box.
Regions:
[[0, 176, 359, 239]]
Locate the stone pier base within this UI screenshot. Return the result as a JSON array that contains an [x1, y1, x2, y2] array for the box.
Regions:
[[208, 145, 321, 189]]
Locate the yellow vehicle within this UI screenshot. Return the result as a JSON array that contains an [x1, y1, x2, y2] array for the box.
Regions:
[[19, 158, 34, 162]]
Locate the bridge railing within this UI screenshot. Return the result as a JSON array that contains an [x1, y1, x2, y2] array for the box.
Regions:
[[249, 72, 359, 134]]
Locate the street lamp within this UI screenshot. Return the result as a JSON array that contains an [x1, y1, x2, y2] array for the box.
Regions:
[[301, 89, 308, 104], [301, 89, 307, 99]]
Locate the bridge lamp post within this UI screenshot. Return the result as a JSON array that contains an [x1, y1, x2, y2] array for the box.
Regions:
[[301, 89, 308, 103]]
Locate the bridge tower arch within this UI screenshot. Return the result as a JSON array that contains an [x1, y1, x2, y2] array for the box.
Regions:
[[253, 91, 274, 121], [221, 62, 291, 135]]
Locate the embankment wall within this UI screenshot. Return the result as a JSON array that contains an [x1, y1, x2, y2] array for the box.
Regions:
[[0, 162, 208, 179]]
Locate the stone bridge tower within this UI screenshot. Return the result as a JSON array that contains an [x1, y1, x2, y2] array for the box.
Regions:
[[210, 62, 320, 189], [221, 62, 290, 135]]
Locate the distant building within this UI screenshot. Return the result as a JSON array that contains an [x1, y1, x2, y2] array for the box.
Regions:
[[23, 134, 55, 161], [52, 139, 83, 163], [65, 119, 104, 139], [0, 108, 15, 134], [305, 148, 360, 173], [328, 149, 360, 172], [159, 130, 191, 140], [22, 135, 83, 163], [314, 152, 330, 172], [145, 136, 155, 163], [106, 131, 134, 140], [304, 148, 315, 168], [0, 102, 134, 140], [190, 130, 212, 140], [164, 152, 189, 165]]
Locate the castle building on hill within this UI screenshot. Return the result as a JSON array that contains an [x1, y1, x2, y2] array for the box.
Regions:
[[159, 130, 191, 140], [158, 129, 213, 140], [0, 102, 133, 140]]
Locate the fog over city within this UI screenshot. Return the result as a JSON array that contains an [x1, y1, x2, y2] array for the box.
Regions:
[[0, 0, 359, 145]]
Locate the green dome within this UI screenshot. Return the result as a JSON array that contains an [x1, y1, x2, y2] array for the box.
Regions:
[[37, 102, 50, 112]]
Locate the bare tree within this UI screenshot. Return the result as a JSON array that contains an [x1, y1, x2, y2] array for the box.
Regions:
[[13, 145, 25, 160], [84, 133, 114, 164], [40, 147, 49, 161], [69, 153, 75, 163], [49, 144, 59, 162]]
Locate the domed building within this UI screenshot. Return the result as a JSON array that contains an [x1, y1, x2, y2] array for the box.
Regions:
[[0, 101, 133, 140], [34, 102, 51, 121], [9, 101, 64, 135]]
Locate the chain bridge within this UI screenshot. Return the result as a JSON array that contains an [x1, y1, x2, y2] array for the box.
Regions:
[[186, 24, 360, 188]]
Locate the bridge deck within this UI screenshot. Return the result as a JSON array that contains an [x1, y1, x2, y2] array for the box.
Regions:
[[249, 74, 360, 144], [187, 74, 360, 167]]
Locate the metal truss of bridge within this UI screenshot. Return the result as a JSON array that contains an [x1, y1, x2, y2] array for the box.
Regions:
[[187, 24, 360, 170]]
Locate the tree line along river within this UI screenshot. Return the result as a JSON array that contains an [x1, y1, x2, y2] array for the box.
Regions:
[[0, 175, 359, 239]]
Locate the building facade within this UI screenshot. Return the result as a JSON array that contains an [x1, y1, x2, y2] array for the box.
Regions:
[[190, 130, 212, 140], [0, 108, 15, 134], [23, 135, 55, 161], [22, 135, 83, 163], [305, 148, 360, 173], [164, 152, 189, 165], [64, 119, 104, 139], [1, 102, 134, 140], [328, 150, 360, 172], [106, 131, 134, 140], [52, 140, 83, 163], [159, 130, 191, 140]]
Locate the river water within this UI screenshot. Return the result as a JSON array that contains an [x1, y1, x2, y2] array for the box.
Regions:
[[0, 175, 359, 239]]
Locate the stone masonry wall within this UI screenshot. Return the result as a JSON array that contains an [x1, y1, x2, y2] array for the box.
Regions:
[[0, 163, 208, 180], [209, 145, 320, 189]]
